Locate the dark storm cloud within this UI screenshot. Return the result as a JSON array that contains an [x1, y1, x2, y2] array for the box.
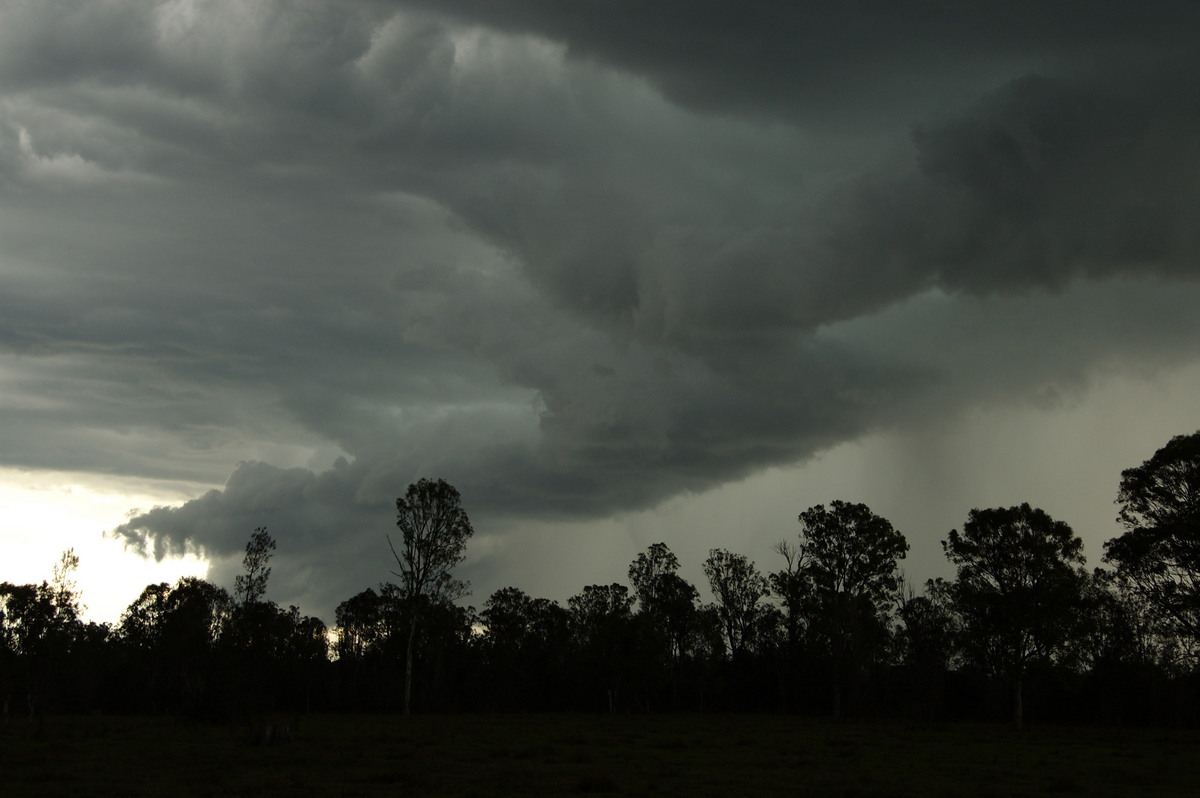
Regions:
[[2, 1, 1197, 617], [503, 62, 1200, 340], [913, 67, 1200, 292], [392, 0, 1200, 122]]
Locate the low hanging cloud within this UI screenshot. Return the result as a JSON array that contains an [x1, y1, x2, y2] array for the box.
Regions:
[[1, 1, 1197, 617]]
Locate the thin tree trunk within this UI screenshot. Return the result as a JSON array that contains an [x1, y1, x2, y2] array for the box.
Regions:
[[1013, 674, 1024, 730], [404, 613, 418, 715]]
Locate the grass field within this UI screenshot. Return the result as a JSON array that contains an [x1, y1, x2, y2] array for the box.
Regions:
[[5, 713, 1198, 797]]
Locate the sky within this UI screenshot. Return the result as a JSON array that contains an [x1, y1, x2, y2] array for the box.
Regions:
[[2, 1, 1199, 625]]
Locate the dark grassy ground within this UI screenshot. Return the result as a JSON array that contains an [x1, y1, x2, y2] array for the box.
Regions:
[[4, 713, 1197, 797]]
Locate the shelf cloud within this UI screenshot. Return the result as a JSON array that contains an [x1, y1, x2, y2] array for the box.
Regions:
[[2, 1, 1197, 617]]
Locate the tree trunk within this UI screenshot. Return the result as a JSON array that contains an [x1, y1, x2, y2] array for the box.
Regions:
[[404, 613, 418, 715], [1013, 674, 1024, 730]]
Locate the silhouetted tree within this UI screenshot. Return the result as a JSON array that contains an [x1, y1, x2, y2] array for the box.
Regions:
[[226, 528, 281, 656], [479, 587, 571, 709], [408, 596, 476, 711], [117, 581, 173, 712], [217, 530, 329, 713], [628, 543, 701, 707], [116, 569, 326, 716], [943, 503, 1088, 728], [569, 583, 635, 712], [703, 549, 770, 658], [1104, 431, 1200, 660], [165, 577, 232, 654], [897, 579, 959, 719], [781, 501, 908, 715], [480, 587, 537, 647], [900, 580, 959, 669], [117, 576, 232, 714], [1, 582, 49, 717], [119, 583, 172, 651], [1083, 567, 1199, 723], [219, 600, 328, 714], [334, 587, 387, 662], [332, 585, 421, 710], [793, 502, 908, 623], [1, 551, 82, 655], [225, 529, 294, 711], [0, 551, 84, 717], [389, 478, 473, 714], [234, 527, 276, 606], [769, 540, 808, 658], [280, 605, 329, 712]]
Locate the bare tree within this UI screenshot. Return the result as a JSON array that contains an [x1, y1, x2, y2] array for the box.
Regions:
[[388, 478, 473, 714]]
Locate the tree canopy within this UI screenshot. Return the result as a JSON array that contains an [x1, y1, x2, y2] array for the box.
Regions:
[[793, 501, 909, 617], [703, 548, 770, 657], [1105, 431, 1200, 650], [234, 527, 276, 606], [389, 477, 474, 713], [943, 503, 1088, 727], [390, 478, 473, 607]]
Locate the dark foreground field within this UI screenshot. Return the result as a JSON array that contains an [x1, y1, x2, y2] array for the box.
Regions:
[[5, 713, 1198, 797]]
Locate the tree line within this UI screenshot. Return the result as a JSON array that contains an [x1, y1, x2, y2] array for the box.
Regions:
[[2, 431, 1199, 727]]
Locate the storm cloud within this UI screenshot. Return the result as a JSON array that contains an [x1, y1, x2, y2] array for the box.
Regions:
[[2, 1, 1198, 617]]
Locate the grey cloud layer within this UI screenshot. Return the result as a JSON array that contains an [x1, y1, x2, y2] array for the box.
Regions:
[[1, 1, 1197, 617], [394, 0, 1199, 124]]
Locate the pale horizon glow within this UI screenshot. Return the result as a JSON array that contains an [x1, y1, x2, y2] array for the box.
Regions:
[[0, 468, 209, 624]]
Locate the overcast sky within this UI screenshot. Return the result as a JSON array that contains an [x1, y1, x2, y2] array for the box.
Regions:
[[2, 1, 1199, 624]]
